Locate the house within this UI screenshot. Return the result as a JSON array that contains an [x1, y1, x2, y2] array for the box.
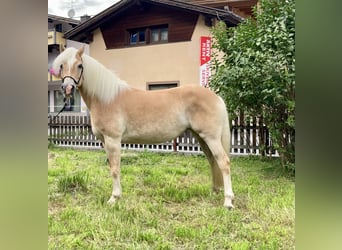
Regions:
[[51, 0, 257, 113], [48, 14, 89, 113], [48, 0, 267, 155], [63, 0, 257, 92]]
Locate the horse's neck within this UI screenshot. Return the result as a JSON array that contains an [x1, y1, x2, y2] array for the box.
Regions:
[[78, 88, 93, 112], [78, 85, 132, 112]]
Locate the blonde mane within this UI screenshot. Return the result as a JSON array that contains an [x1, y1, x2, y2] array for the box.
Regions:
[[52, 47, 129, 103]]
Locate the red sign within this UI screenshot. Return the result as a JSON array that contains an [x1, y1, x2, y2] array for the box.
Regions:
[[200, 36, 211, 87]]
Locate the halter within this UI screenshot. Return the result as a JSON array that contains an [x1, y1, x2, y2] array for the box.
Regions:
[[61, 64, 84, 89]]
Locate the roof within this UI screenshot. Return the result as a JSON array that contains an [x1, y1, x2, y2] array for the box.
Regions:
[[184, 0, 258, 14], [48, 14, 80, 26], [64, 0, 243, 41]]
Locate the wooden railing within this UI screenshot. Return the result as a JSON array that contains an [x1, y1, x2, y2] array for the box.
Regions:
[[48, 30, 65, 46]]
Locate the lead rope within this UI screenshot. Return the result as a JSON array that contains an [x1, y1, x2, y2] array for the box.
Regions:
[[49, 100, 68, 124]]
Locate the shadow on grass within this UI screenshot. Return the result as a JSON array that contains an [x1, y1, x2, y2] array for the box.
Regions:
[[232, 155, 295, 180]]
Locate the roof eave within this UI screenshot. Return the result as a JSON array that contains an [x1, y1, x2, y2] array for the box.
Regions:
[[64, 0, 243, 41], [48, 14, 80, 25]]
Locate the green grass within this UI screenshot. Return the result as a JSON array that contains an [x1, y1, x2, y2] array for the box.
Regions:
[[48, 147, 295, 249]]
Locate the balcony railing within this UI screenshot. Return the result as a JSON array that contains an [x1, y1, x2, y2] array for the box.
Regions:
[[48, 72, 61, 82], [48, 30, 66, 46]]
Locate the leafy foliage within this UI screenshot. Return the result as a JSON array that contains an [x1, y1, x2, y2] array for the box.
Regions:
[[211, 0, 295, 169]]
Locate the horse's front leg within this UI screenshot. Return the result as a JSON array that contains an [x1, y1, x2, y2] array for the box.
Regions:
[[103, 136, 122, 204]]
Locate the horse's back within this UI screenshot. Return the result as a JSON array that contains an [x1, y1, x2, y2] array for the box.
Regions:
[[176, 85, 228, 121], [121, 85, 227, 122], [146, 85, 228, 134], [142, 85, 223, 109]]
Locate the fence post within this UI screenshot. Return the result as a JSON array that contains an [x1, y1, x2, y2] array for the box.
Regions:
[[239, 110, 244, 154], [173, 138, 177, 152]]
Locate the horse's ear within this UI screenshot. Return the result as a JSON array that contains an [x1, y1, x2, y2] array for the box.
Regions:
[[76, 46, 85, 59]]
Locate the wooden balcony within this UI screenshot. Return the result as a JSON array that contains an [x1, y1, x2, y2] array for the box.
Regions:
[[48, 72, 61, 82], [48, 30, 66, 47]]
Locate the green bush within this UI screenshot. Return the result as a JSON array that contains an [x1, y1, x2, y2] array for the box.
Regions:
[[211, 0, 295, 169]]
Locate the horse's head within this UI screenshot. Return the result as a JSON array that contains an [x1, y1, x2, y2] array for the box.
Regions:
[[51, 46, 85, 98]]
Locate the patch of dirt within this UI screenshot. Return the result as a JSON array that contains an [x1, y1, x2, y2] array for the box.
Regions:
[[48, 153, 55, 159], [48, 201, 64, 215]]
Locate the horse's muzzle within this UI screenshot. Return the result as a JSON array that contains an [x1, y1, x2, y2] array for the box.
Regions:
[[61, 82, 75, 97]]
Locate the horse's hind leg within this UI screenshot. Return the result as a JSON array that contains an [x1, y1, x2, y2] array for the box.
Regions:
[[193, 133, 223, 192], [203, 137, 234, 209], [103, 136, 122, 204]]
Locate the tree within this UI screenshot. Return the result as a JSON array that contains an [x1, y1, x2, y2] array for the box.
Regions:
[[211, 0, 295, 170]]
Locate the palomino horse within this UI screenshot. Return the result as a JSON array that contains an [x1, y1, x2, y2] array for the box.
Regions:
[[51, 47, 234, 209]]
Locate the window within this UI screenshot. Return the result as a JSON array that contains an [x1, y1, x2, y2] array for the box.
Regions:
[[128, 25, 168, 46], [151, 27, 168, 43], [55, 23, 62, 32], [54, 90, 65, 112], [161, 28, 168, 41], [53, 90, 81, 112], [129, 29, 146, 45], [48, 91, 50, 113], [147, 82, 178, 90]]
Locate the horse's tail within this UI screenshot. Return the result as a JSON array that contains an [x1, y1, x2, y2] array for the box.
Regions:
[[221, 109, 231, 158], [211, 98, 231, 191]]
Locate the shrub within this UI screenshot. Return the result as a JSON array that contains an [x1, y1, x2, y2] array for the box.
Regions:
[[211, 0, 295, 169]]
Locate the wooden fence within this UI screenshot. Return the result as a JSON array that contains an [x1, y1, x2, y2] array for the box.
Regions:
[[48, 112, 278, 156]]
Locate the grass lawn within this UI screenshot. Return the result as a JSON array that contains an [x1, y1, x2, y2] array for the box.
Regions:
[[48, 147, 295, 249]]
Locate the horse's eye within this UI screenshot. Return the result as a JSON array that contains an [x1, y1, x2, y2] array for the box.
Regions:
[[60, 64, 63, 69], [78, 64, 83, 69]]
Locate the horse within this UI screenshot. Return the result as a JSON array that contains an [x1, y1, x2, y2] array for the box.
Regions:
[[51, 46, 234, 209]]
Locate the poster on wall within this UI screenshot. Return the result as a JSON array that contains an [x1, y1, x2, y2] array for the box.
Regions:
[[200, 36, 211, 87]]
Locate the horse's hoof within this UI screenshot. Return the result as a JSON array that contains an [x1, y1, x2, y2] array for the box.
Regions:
[[107, 196, 117, 205], [224, 201, 234, 210], [225, 204, 234, 210]]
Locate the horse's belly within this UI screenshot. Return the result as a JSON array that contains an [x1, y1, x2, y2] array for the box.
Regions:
[[121, 121, 187, 144]]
